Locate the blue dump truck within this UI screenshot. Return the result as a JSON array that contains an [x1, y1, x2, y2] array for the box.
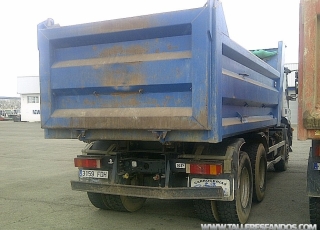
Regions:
[[37, 0, 293, 224]]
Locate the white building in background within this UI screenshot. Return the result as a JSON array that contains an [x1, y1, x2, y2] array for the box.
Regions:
[[17, 76, 40, 122]]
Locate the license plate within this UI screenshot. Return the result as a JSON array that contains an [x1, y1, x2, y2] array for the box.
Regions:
[[191, 178, 230, 197], [79, 169, 109, 179]]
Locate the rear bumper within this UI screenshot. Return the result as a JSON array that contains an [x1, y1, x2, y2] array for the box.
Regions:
[[71, 181, 228, 200]]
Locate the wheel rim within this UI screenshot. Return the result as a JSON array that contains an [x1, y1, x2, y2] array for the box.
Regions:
[[120, 196, 146, 212], [240, 167, 250, 208], [258, 158, 266, 189]]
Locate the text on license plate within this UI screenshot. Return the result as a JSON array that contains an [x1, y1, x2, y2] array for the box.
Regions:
[[79, 170, 109, 179], [190, 178, 230, 197]]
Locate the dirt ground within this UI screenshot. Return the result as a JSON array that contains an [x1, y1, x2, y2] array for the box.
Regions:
[[0, 122, 311, 229]]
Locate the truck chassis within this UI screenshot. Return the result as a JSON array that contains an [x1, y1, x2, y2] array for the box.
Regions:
[[72, 124, 291, 223]]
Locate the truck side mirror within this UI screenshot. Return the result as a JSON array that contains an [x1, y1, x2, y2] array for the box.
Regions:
[[295, 71, 298, 94]]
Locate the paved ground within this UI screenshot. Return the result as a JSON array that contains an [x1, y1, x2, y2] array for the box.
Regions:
[[0, 122, 311, 229]]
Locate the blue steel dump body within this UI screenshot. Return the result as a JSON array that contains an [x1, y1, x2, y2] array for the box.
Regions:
[[37, 0, 284, 143]]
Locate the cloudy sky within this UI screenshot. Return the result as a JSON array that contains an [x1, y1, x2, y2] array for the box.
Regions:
[[0, 0, 299, 97]]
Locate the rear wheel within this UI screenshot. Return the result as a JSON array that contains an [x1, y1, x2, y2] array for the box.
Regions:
[[87, 192, 111, 210], [193, 200, 219, 222], [87, 192, 146, 212], [106, 195, 146, 212], [87, 141, 146, 212], [217, 152, 253, 224], [245, 143, 267, 202], [309, 197, 320, 226], [274, 123, 289, 172]]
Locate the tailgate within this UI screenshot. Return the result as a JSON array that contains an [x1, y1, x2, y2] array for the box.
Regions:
[[38, 6, 212, 131]]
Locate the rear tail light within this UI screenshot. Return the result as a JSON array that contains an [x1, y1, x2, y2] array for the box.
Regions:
[[74, 158, 101, 169], [186, 163, 223, 175]]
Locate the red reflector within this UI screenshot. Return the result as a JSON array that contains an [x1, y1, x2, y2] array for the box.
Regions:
[[190, 164, 209, 174], [74, 158, 101, 168], [186, 163, 223, 175]]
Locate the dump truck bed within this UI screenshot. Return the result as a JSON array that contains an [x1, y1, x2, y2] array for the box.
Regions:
[[298, 0, 320, 140], [38, 1, 284, 143]]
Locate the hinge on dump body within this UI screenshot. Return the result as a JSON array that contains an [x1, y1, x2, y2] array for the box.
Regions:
[[236, 112, 248, 123], [150, 130, 170, 144], [77, 130, 86, 142]]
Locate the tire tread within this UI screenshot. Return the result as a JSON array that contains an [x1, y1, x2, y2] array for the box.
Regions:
[[193, 200, 218, 222], [216, 200, 239, 223], [245, 143, 266, 202], [216, 152, 253, 224], [87, 192, 111, 210], [105, 195, 128, 212]]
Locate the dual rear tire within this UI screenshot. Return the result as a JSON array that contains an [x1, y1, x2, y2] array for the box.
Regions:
[[86, 141, 146, 212], [87, 192, 146, 212], [245, 143, 267, 202]]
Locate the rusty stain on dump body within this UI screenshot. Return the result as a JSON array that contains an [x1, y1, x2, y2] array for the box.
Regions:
[[109, 96, 139, 108], [102, 69, 146, 87], [84, 13, 153, 35], [99, 45, 148, 58], [167, 44, 179, 51], [83, 99, 95, 107], [50, 107, 207, 130], [52, 51, 191, 68]]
